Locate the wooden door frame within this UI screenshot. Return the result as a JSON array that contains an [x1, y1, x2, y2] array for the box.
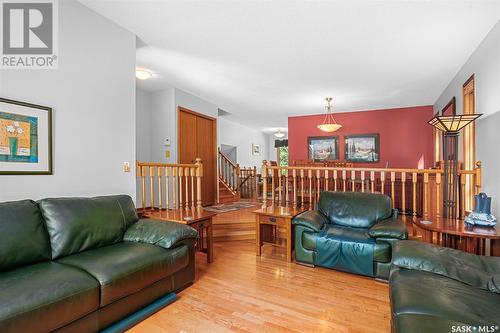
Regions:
[[177, 106, 218, 206]]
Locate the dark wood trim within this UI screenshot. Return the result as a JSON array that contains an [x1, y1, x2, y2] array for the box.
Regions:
[[441, 96, 456, 116], [463, 74, 475, 88], [0, 97, 53, 175]]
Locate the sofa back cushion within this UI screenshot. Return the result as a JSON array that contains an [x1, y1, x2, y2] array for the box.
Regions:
[[0, 200, 51, 272], [39, 195, 138, 259], [318, 191, 392, 228]]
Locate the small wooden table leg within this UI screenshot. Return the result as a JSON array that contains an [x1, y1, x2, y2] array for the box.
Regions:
[[256, 214, 261, 256], [286, 219, 292, 262], [206, 218, 214, 263]]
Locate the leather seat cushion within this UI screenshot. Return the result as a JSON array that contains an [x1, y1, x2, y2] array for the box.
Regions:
[[0, 262, 99, 333], [0, 200, 51, 272], [301, 226, 390, 262], [57, 242, 189, 306], [390, 268, 500, 326]]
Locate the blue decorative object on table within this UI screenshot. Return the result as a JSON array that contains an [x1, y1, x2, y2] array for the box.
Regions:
[[464, 193, 497, 227]]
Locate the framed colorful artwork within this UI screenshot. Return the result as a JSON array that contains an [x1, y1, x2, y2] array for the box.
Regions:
[[0, 98, 52, 175], [308, 136, 339, 161], [345, 134, 380, 163]]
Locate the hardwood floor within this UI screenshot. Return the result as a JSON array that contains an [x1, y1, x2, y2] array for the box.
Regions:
[[129, 209, 391, 333], [212, 204, 261, 242]]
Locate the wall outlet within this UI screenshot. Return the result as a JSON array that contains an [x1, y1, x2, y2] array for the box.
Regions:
[[123, 162, 131, 173], [165, 150, 171, 158]]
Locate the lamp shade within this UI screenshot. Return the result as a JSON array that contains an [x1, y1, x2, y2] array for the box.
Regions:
[[317, 123, 342, 132], [428, 114, 482, 133]]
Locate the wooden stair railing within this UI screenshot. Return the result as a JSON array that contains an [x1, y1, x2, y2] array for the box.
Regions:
[[218, 148, 239, 194], [261, 160, 482, 219], [237, 166, 259, 200], [136, 159, 203, 211]]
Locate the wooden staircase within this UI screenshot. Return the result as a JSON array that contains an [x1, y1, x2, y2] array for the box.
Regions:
[[218, 179, 240, 204]]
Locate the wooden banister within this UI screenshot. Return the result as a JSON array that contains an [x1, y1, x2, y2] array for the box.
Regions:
[[137, 159, 203, 211], [261, 161, 483, 219]]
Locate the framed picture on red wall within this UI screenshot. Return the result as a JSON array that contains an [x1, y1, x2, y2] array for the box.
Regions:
[[308, 136, 339, 161], [345, 134, 380, 163]]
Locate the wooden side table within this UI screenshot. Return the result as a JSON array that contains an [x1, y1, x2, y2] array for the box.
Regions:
[[140, 208, 216, 263], [411, 216, 500, 256], [254, 206, 308, 262]]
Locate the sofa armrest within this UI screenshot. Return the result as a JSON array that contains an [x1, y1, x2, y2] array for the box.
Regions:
[[292, 210, 328, 232], [124, 219, 198, 249], [368, 212, 407, 240], [392, 240, 500, 293]]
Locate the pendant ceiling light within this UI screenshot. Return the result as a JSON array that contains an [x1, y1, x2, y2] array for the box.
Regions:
[[274, 129, 286, 138], [317, 97, 342, 132]]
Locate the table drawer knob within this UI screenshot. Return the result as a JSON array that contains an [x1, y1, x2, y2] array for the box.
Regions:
[[269, 217, 276, 223]]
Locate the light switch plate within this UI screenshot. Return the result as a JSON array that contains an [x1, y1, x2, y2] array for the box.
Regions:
[[123, 162, 131, 173], [165, 150, 171, 158]]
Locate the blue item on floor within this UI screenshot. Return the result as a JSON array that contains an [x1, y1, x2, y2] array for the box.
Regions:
[[100, 292, 177, 333]]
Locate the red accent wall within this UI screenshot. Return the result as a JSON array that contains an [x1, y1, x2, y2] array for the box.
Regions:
[[288, 106, 434, 169]]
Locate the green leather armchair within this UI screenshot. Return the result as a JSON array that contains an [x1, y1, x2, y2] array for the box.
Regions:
[[0, 195, 198, 333], [390, 241, 500, 333], [292, 191, 407, 279]]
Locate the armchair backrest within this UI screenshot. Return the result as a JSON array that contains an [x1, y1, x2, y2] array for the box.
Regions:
[[318, 191, 392, 228]]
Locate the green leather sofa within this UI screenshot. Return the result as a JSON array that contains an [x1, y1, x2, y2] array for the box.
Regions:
[[0, 195, 198, 333], [390, 240, 500, 333], [292, 192, 408, 279]]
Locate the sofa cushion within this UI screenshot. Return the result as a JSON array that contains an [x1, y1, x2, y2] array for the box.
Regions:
[[393, 314, 472, 333], [39, 195, 136, 259], [318, 192, 392, 228], [57, 242, 189, 306], [390, 268, 500, 326], [301, 226, 390, 262], [0, 261, 99, 333], [0, 200, 51, 272]]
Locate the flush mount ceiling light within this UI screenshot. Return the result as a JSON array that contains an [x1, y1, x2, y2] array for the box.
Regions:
[[274, 129, 286, 138], [317, 97, 342, 132], [135, 67, 153, 80]]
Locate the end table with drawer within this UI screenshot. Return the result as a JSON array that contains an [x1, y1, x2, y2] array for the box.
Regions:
[[254, 206, 308, 262]]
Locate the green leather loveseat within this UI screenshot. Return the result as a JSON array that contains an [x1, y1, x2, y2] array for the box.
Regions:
[[0, 195, 198, 333], [390, 240, 500, 333], [292, 192, 408, 279]]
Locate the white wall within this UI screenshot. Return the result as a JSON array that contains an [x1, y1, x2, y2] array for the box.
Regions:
[[0, 0, 136, 202], [434, 20, 500, 215], [136, 89, 152, 161], [218, 117, 269, 168]]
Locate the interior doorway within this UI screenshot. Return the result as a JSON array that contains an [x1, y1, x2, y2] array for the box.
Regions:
[[178, 107, 217, 206]]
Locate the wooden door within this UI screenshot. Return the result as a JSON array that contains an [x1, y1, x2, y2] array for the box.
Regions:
[[178, 108, 216, 206]]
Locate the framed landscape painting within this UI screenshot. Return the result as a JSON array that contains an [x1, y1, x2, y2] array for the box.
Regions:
[[308, 136, 339, 161], [345, 134, 379, 163], [0, 98, 52, 175]]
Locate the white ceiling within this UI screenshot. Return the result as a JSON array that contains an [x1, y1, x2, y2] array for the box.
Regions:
[[80, 0, 500, 131]]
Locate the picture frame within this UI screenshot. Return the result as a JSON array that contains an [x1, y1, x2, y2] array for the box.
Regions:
[[308, 136, 339, 161], [252, 143, 261, 156], [0, 98, 53, 175], [345, 134, 379, 163]]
